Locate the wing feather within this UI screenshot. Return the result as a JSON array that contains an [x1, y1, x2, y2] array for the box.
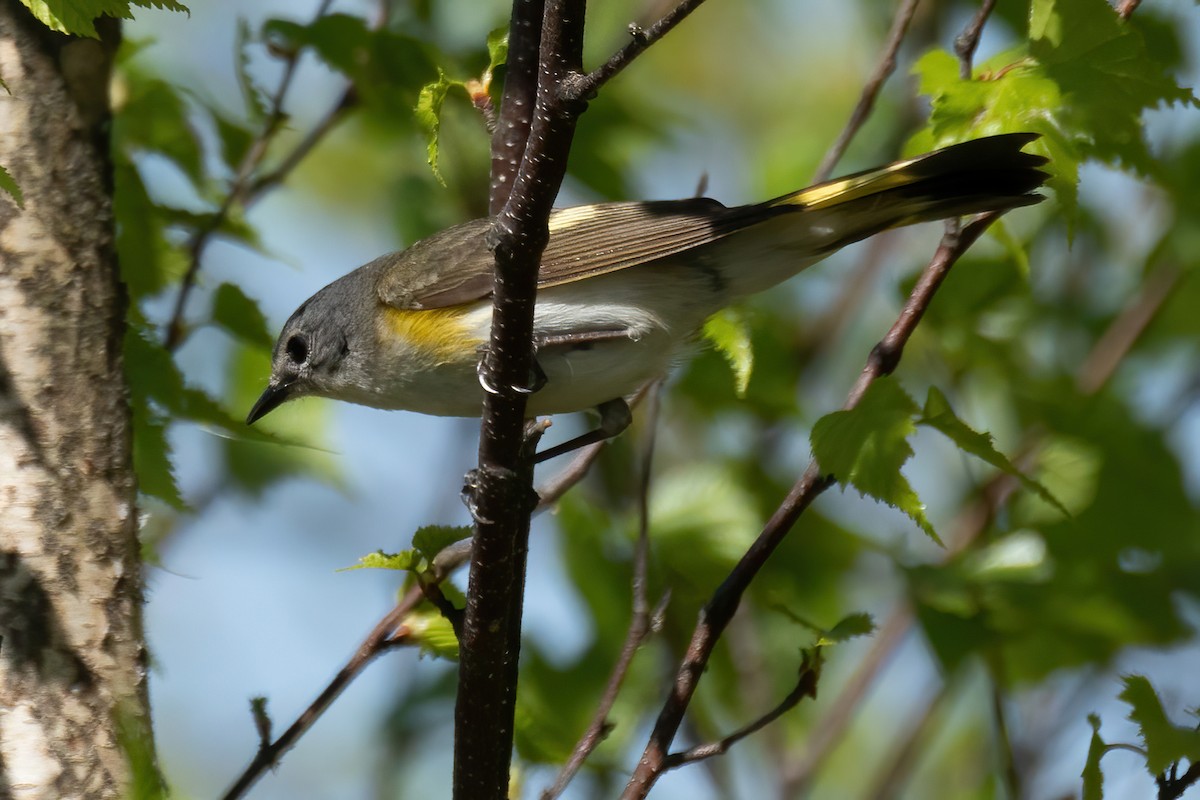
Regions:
[[376, 198, 768, 310]]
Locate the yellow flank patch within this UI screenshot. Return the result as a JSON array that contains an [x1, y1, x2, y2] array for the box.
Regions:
[[776, 157, 920, 210], [381, 305, 482, 363], [548, 204, 600, 233]]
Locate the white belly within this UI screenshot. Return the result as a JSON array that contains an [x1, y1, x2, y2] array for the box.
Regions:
[[437, 263, 722, 417]]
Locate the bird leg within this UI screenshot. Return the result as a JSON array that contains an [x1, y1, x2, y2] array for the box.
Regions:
[[534, 396, 633, 463]]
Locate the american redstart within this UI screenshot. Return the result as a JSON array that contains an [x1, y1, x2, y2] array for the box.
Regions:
[[248, 133, 1047, 457]]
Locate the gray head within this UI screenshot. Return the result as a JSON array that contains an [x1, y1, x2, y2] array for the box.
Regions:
[[246, 275, 373, 424]]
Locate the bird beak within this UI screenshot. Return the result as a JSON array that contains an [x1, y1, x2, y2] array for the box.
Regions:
[[246, 381, 292, 425]]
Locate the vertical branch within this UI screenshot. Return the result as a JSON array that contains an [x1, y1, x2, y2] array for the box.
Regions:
[[455, 1, 587, 798], [489, 0, 546, 215]]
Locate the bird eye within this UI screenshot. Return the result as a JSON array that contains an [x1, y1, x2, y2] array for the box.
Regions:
[[285, 334, 309, 365]]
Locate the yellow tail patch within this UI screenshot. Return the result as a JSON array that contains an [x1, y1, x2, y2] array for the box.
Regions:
[[381, 305, 483, 364], [773, 157, 922, 210]]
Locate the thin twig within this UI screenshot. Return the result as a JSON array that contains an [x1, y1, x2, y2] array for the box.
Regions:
[[541, 383, 665, 799], [245, 86, 358, 197], [864, 679, 954, 800], [812, 0, 922, 183], [1116, 0, 1142, 21], [662, 654, 821, 769], [534, 382, 656, 511], [222, 539, 472, 800], [535, 440, 607, 509], [988, 662, 1021, 798], [221, 584, 423, 800], [778, 604, 914, 798], [619, 209, 1005, 800], [1158, 759, 1200, 800], [164, 0, 355, 351], [564, 0, 710, 103], [1076, 265, 1181, 394], [954, 0, 996, 79]]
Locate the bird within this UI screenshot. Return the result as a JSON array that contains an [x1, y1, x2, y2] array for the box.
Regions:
[[247, 133, 1047, 459]]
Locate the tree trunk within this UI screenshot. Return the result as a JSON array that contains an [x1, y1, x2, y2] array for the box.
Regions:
[[0, 4, 156, 798]]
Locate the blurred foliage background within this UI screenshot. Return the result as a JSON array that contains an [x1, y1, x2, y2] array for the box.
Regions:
[[100, 0, 1200, 796]]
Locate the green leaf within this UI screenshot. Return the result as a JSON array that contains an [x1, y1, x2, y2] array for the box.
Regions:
[[131, 404, 183, 509], [1119, 674, 1200, 776], [21, 0, 131, 37], [702, 308, 754, 397], [1082, 714, 1106, 800], [211, 283, 272, 350], [234, 18, 268, 122], [917, 386, 1069, 517], [405, 610, 459, 660], [810, 377, 938, 542], [485, 25, 508, 74], [340, 550, 418, 572], [910, 0, 1198, 229], [987, 218, 1029, 277], [211, 110, 256, 172], [0, 164, 23, 208], [414, 70, 457, 185], [263, 14, 372, 78], [817, 612, 876, 646], [412, 525, 471, 567], [113, 160, 186, 299], [114, 70, 205, 186], [1028, 0, 1197, 170]]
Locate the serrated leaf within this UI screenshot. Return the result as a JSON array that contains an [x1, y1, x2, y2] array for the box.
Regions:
[[414, 70, 457, 185], [131, 404, 184, 509], [0, 164, 23, 208], [918, 386, 1069, 518], [114, 70, 205, 186], [340, 550, 418, 572], [211, 109, 256, 171], [702, 308, 753, 397], [114, 160, 187, 299], [211, 283, 272, 350], [21, 0, 133, 37], [817, 612, 876, 646], [1119, 674, 1200, 776], [412, 525, 471, 567], [1082, 713, 1106, 800], [911, 0, 1198, 230], [235, 19, 268, 122], [810, 377, 939, 542]]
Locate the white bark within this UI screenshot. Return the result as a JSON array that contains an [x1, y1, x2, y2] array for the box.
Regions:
[[0, 5, 153, 798]]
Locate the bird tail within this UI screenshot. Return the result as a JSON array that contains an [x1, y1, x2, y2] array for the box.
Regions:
[[715, 133, 1048, 297]]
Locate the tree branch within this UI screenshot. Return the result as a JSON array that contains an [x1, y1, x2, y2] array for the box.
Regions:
[[565, 0, 711, 103], [954, 0, 996, 78], [455, 1, 587, 797], [1116, 0, 1142, 21], [221, 584, 428, 800], [662, 652, 821, 769]]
